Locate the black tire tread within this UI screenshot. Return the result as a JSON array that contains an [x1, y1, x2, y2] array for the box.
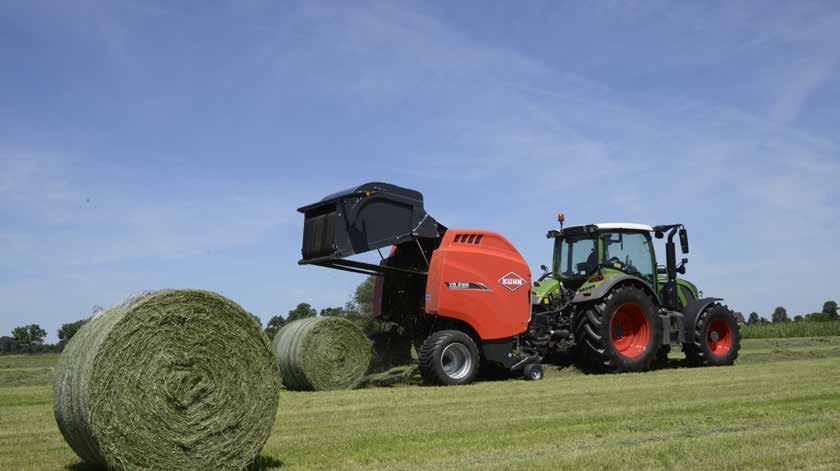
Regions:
[[683, 303, 741, 367], [575, 284, 661, 373], [418, 330, 479, 386]]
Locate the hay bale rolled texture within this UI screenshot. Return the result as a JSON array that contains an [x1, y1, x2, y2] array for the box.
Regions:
[[53, 289, 280, 471], [273, 317, 372, 391]]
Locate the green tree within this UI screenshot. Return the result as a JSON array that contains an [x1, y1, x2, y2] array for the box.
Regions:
[[320, 307, 345, 317], [804, 311, 832, 322], [771, 306, 789, 324], [0, 336, 16, 353], [343, 301, 359, 317], [264, 315, 287, 340], [341, 277, 377, 334], [57, 320, 88, 350], [287, 303, 317, 322], [822, 300, 838, 320], [352, 276, 376, 318], [793, 315, 804, 322], [747, 312, 761, 325], [11, 324, 47, 353]]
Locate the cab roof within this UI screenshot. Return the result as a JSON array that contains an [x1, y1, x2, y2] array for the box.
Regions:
[[550, 222, 655, 238], [592, 223, 654, 231]]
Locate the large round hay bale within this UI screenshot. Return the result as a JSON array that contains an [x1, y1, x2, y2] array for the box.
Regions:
[[273, 317, 372, 391], [53, 289, 280, 471]]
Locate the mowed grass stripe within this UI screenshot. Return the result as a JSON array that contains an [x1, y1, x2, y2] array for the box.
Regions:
[[265, 358, 840, 470], [0, 367, 55, 387]]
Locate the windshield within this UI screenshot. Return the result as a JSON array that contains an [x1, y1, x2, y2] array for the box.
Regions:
[[554, 235, 598, 278], [601, 231, 655, 285]]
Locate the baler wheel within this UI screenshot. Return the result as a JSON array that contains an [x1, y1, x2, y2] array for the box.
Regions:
[[523, 363, 544, 381], [683, 303, 741, 366], [418, 330, 479, 386], [575, 285, 661, 373]]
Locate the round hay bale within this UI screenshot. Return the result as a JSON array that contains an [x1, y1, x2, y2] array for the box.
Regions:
[[272, 317, 372, 391], [53, 289, 280, 471]]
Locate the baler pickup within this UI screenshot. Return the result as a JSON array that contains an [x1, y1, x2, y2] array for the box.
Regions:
[[297, 182, 445, 276]]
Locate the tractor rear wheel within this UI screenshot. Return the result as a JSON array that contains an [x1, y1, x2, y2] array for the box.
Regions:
[[575, 285, 662, 373], [418, 330, 480, 386], [683, 303, 741, 366]]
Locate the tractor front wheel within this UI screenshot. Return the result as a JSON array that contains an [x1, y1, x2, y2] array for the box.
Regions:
[[575, 285, 662, 373], [683, 303, 741, 366], [418, 330, 480, 386]]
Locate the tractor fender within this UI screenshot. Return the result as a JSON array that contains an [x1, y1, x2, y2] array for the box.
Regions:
[[571, 274, 661, 306], [681, 297, 723, 343]]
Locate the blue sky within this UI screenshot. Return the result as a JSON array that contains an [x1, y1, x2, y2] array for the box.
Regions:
[[2, 1, 839, 341]]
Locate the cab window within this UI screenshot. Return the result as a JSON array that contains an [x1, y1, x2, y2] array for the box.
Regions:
[[554, 235, 598, 278], [602, 231, 655, 286]]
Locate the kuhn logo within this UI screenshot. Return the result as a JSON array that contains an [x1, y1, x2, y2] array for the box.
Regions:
[[498, 272, 526, 292]]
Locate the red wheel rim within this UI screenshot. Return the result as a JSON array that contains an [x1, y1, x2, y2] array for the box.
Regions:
[[610, 303, 650, 359], [707, 319, 732, 356]]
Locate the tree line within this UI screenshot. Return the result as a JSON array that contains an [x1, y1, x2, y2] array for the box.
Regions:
[[0, 319, 88, 354], [1, 278, 377, 355], [744, 300, 838, 325], [261, 276, 376, 339]]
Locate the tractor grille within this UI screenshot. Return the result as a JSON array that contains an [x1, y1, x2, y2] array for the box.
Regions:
[[302, 206, 337, 259]]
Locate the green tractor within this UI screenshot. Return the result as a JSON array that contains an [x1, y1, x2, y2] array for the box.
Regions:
[[529, 220, 741, 372]]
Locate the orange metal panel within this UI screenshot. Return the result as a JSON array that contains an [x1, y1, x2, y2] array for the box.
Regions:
[[425, 230, 531, 339]]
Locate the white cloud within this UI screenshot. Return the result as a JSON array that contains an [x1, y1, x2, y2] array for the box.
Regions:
[[769, 55, 837, 124]]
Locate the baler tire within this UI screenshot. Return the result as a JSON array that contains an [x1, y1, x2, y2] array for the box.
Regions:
[[418, 330, 479, 386], [683, 303, 741, 367], [575, 284, 661, 373], [523, 363, 544, 381]]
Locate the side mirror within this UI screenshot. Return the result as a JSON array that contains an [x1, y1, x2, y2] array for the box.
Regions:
[[679, 228, 689, 254], [540, 264, 548, 272], [677, 258, 688, 275]]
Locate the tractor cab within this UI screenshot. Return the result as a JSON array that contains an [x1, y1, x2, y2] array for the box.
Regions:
[[538, 222, 698, 311], [550, 223, 657, 291]]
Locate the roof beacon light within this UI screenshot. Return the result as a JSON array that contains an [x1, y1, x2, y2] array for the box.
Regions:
[[557, 212, 565, 228]]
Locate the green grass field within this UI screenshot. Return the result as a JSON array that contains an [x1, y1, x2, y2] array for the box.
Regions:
[[2, 338, 839, 470]]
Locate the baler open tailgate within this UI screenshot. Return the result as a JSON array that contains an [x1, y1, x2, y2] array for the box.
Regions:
[[297, 182, 444, 275]]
